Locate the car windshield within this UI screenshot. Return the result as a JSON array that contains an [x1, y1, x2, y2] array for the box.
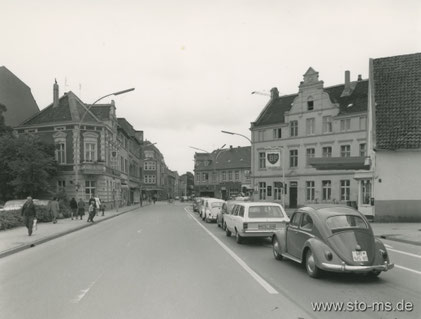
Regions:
[[248, 206, 284, 218], [211, 202, 223, 209], [326, 215, 368, 231]]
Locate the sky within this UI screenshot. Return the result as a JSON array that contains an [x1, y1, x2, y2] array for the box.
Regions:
[[2, 0, 421, 175]]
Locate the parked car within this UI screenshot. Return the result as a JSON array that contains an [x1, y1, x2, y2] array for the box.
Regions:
[[201, 198, 225, 223], [0, 199, 50, 213], [224, 202, 289, 244], [217, 200, 240, 230], [192, 197, 201, 213], [271, 205, 394, 278], [198, 197, 210, 217]]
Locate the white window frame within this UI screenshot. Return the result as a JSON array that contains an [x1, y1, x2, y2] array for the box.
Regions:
[[322, 116, 333, 133], [306, 118, 315, 135], [340, 180, 350, 201], [322, 180, 331, 201], [306, 181, 315, 201]]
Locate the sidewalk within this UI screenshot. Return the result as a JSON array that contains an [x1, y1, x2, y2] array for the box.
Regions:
[[370, 222, 421, 246], [0, 204, 146, 259]]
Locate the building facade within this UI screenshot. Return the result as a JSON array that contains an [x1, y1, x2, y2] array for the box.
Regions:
[[15, 83, 143, 208], [142, 142, 169, 200], [194, 146, 251, 199], [251, 68, 369, 210], [367, 53, 421, 221]]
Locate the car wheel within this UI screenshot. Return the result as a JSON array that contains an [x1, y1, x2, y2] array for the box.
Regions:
[[305, 249, 321, 278], [272, 237, 283, 260], [222, 222, 226, 231], [217, 219, 221, 227], [226, 227, 231, 237], [235, 230, 243, 244]]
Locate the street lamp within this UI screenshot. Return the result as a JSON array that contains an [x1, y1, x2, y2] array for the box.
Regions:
[[74, 88, 135, 200], [190, 144, 226, 198]]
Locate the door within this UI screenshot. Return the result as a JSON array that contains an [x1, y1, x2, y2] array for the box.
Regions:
[[286, 212, 302, 258], [289, 182, 298, 208]]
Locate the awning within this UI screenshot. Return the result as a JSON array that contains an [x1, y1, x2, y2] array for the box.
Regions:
[[308, 156, 370, 170]]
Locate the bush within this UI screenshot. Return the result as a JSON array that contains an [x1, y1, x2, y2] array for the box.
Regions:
[[0, 209, 23, 230]]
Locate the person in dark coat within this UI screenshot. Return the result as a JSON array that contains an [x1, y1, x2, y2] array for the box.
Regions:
[[77, 198, 85, 220], [21, 196, 37, 236], [69, 197, 77, 220], [87, 196, 97, 222]]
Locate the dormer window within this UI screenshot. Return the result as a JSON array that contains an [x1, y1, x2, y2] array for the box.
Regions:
[[307, 97, 314, 111]]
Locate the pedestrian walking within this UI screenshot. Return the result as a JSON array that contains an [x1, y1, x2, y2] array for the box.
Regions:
[[140, 194, 143, 207], [153, 194, 157, 204], [77, 198, 85, 220], [69, 197, 77, 220], [87, 198, 96, 222], [21, 196, 37, 236], [49, 197, 60, 224], [100, 202, 105, 216]]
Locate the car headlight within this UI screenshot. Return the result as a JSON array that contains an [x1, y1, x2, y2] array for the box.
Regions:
[[324, 250, 333, 261]]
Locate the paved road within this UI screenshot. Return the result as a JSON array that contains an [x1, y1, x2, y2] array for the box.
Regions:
[[0, 203, 419, 319]]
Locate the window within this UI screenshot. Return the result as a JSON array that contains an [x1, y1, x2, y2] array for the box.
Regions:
[[202, 172, 209, 182], [307, 99, 314, 111], [290, 121, 298, 137], [258, 130, 265, 142], [259, 182, 266, 200], [359, 143, 367, 157], [267, 186, 272, 197], [300, 214, 313, 231], [85, 143, 96, 162], [144, 161, 156, 170], [361, 180, 372, 205], [340, 180, 350, 201], [222, 171, 227, 181], [322, 180, 331, 201], [212, 172, 217, 182], [235, 171, 239, 180], [306, 181, 315, 201], [120, 157, 124, 171], [259, 152, 266, 169], [228, 171, 232, 181], [306, 118, 315, 135], [274, 182, 282, 200], [322, 116, 333, 133], [273, 128, 282, 139], [290, 149, 298, 168], [322, 146, 332, 158], [57, 180, 66, 191], [290, 212, 302, 227], [85, 181, 96, 200], [238, 206, 245, 217], [359, 116, 367, 130], [56, 143, 66, 164], [306, 148, 315, 166], [327, 215, 368, 231], [340, 145, 351, 157], [340, 118, 351, 131], [144, 175, 156, 184]]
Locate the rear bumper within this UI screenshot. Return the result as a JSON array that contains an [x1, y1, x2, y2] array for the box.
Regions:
[[241, 230, 275, 238], [320, 261, 394, 273]]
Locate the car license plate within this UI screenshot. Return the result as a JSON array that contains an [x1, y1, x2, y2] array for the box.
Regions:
[[352, 251, 368, 262], [258, 224, 276, 230]]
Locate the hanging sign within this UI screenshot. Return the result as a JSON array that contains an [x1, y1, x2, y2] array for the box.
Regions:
[[266, 151, 281, 168]]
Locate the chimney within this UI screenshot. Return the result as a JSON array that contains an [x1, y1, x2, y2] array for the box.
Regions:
[[270, 87, 279, 99], [357, 74, 362, 81], [53, 79, 59, 108], [345, 70, 350, 90]]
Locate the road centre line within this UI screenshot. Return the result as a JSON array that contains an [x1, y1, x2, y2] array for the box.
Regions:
[[388, 248, 421, 259], [394, 265, 421, 275], [71, 272, 104, 303], [185, 208, 278, 295]]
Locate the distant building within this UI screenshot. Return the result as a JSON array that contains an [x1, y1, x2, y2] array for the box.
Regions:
[[0, 66, 39, 127], [367, 52, 421, 221], [194, 145, 251, 199], [251, 68, 369, 210]]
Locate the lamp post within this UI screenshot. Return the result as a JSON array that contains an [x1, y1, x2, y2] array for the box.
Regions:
[[74, 88, 135, 201], [221, 130, 255, 200], [189, 144, 225, 198]]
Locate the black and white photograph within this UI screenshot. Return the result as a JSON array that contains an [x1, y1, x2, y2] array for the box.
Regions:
[[0, 0, 420, 318]]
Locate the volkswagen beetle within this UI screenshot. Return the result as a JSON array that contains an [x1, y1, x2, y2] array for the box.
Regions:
[[272, 205, 394, 278]]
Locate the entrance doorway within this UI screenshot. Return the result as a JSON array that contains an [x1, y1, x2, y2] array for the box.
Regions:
[[289, 182, 298, 208]]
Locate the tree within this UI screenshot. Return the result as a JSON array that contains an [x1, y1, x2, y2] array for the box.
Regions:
[[0, 103, 13, 136], [0, 133, 58, 201]]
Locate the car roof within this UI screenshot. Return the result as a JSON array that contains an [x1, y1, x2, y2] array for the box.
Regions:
[[297, 204, 362, 218], [234, 202, 284, 207], [206, 198, 225, 203]]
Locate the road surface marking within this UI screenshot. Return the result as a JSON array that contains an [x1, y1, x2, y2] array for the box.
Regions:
[[395, 265, 421, 275], [185, 209, 278, 295], [388, 248, 421, 259], [71, 273, 104, 303], [384, 244, 393, 248]]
